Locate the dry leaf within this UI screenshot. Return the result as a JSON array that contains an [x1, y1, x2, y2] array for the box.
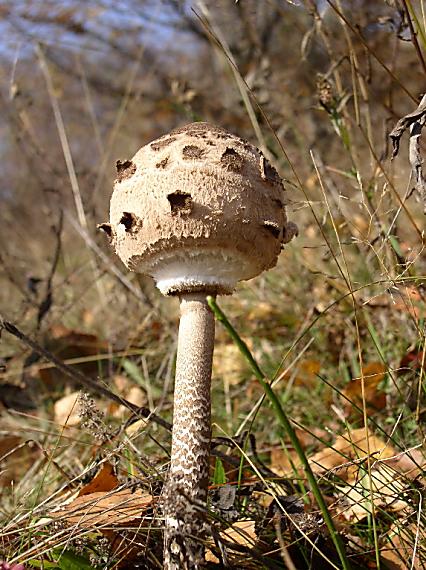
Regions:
[[222, 520, 257, 547], [396, 287, 423, 316], [120, 386, 145, 409], [206, 520, 257, 563], [0, 435, 22, 459], [390, 93, 426, 212], [343, 363, 387, 416], [270, 428, 333, 477], [78, 462, 119, 496], [281, 360, 321, 387], [213, 343, 246, 385], [38, 326, 109, 388], [125, 418, 149, 436], [365, 287, 424, 319], [270, 446, 302, 477], [81, 308, 95, 327], [110, 375, 146, 417], [0, 382, 36, 411], [400, 349, 425, 373], [52, 488, 152, 527], [247, 301, 277, 321], [48, 325, 109, 354], [352, 214, 370, 238], [309, 427, 397, 478], [381, 522, 426, 569], [0, 437, 40, 487], [54, 391, 81, 426], [384, 448, 426, 479], [49, 462, 152, 566], [337, 464, 408, 522], [252, 491, 274, 509], [245, 377, 265, 401]]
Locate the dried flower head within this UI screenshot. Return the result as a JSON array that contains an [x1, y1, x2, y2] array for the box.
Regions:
[[78, 392, 113, 443]]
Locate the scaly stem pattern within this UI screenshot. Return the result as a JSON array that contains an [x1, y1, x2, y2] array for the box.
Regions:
[[163, 293, 215, 570]]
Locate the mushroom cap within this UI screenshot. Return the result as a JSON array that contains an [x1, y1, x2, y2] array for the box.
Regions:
[[107, 122, 296, 295]]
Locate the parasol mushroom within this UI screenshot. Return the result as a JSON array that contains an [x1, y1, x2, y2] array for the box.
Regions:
[[101, 122, 297, 569]]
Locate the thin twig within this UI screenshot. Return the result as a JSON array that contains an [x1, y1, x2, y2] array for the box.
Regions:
[[37, 209, 63, 328], [401, 0, 426, 77], [0, 315, 171, 432], [36, 45, 87, 230]]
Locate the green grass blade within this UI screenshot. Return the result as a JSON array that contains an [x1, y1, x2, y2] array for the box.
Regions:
[[207, 296, 351, 570]]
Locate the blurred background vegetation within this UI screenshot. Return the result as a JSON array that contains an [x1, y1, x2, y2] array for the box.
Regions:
[[0, 1, 425, 568]]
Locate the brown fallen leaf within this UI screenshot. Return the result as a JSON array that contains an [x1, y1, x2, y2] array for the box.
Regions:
[[54, 391, 81, 426], [380, 522, 426, 569], [280, 359, 321, 388], [309, 427, 397, 478], [384, 448, 426, 479], [109, 375, 147, 417], [213, 342, 246, 386], [270, 446, 302, 477], [395, 287, 425, 319], [0, 435, 22, 459], [365, 287, 425, 319], [125, 418, 149, 436], [52, 488, 153, 527], [336, 463, 408, 522], [252, 490, 274, 509], [270, 426, 330, 477], [0, 437, 41, 487], [78, 461, 119, 496], [400, 348, 425, 371], [343, 362, 387, 416], [48, 460, 154, 567], [38, 326, 109, 388], [390, 93, 426, 213], [247, 301, 277, 322], [222, 519, 257, 548], [0, 382, 36, 411], [206, 520, 257, 564]]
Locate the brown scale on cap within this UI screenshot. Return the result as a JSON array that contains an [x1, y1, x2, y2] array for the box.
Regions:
[[220, 147, 244, 172], [167, 191, 193, 215], [262, 220, 281, 239], [150, 136, 177, 151], [182, 145, 204, 159], [156, 157, 169, 169], [97, 223, 114, 240], [119, 212, 141, 233], [170, 122, 232, 138], [115, 159, 136, 182], [107, 121, 297, 296], [259, 154, 282, 184]]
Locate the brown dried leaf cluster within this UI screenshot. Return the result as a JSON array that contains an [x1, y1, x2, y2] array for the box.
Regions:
[[53, 488, 152, 528], [51, 461, 153, 529]]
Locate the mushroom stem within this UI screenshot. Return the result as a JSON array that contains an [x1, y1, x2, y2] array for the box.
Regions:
[[163, 292, 215, 569]]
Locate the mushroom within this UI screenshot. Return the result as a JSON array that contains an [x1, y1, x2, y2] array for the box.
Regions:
[[102, 122, 297, 569]]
